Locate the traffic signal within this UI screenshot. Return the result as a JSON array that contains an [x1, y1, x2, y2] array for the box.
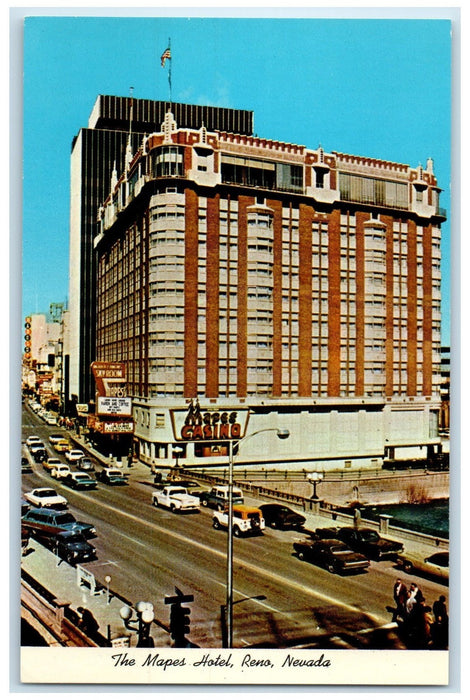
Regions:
[[169, 602, 191, 643]]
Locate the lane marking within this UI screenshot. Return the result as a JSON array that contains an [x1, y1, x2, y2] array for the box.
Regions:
[[63, 494, 389, 626]]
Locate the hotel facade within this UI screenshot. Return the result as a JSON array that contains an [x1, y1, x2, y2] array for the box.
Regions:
[[73, 95, 446, 470]]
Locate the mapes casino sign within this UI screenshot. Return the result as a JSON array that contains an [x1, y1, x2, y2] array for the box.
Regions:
[[170, 399, 250, 442]]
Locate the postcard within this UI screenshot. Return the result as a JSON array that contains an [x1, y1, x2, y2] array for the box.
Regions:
[[15, 6, 456, 689]]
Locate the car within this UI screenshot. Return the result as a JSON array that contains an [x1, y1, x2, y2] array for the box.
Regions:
[[212, 505, 265, 537], [258, 503, 306, 530], [335, 527, 404, 561], [26, 436, 41, 447], [49, 434, 65, 445], [24, 487, 68, 509], [79, 457, 95, 472], [29, 445, 48, 463], [293, 538, 370, 574], [65, 449, 86, 464], [21, 457, 33, 474], [22, 507, 97, 539], [54, 440, 71, 453], [45, 414, 58, 426], [62, 471, 98, 490], [51, 531, 97, 565], [51, 464, 72, 480], [43, 457, 64, 473], [197, 485, 244, 510], [396, 550, 449, 583], [96, 468, 128, 485], [152, 485, 200, 512]]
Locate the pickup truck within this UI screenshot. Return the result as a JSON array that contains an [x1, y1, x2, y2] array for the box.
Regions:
[[212, 505, 265, 537], [152, 486, 200, 513], [335, 527, 404, 561], [196, 485, 244, 511]]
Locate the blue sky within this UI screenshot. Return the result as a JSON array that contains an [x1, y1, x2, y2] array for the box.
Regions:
[[19, 13, 453, 343]]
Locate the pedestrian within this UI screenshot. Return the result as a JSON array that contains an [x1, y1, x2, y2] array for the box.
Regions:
[[353, 507, 361, 530], [392, 578, 408, 621], [127, 450, 133, 469], [433, 595, 448, 624], [77, 607, 100, 638], [432, 595, 449, 648], [406, 582, 423, 616]]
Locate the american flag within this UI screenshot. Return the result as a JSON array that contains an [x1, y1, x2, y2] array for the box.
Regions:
[[161, 48, 171, 67]]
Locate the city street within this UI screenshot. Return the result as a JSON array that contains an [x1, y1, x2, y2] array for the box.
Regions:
[[21, 407, 448, 649]]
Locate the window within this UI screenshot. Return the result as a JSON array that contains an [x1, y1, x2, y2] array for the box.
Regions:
[[151, 147, 184, 178], [339, 173, 408, 209], [220, 155, 303, 193]]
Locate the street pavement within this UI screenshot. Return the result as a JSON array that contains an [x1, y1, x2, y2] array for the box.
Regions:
[[21, 430, 449, 648]]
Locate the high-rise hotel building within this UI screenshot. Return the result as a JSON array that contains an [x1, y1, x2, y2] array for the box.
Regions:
[[73, 95, 446, 470]]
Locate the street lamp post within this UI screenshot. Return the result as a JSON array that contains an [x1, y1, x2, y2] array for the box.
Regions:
[[221, 595, 267, 648], [104, 575, 111, 605], [307, 471, 323, 512], [171, 445, 184, 479], [226, 427, 289, 648], [119, 601, 155, 647]]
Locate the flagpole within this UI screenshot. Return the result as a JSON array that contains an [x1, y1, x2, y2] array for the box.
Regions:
[[168, 37, 172, 106]]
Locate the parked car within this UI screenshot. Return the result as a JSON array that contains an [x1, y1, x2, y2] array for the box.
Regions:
[[65, 449, 86, 464], [212, 505, 265, 537], [293, 538, 370, 574], [336, 527, 404, 561], [24, 487, 68, 510], [258, 503, 306, 530], [196, 485, 244, 510], [51, 531, 97, 565], [43, 457, 64, 473], [51, 464, 72, 480], [62, 471, 98, 490], [96, 468, 128, 486], [22, 507, 96, 539], [79, 457, 95, 472], [396, 550, 449, 583], [48, 434, 65, 445]]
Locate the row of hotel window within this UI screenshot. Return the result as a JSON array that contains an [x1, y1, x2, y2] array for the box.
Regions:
[[126, 147, 437, 209]]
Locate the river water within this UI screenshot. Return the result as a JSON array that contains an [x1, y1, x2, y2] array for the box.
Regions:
[[337, 499, 449, 538]]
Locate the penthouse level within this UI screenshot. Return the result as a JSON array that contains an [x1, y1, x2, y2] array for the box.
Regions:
[[96, 111, 445, 237]]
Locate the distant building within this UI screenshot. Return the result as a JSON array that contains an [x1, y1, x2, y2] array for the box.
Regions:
[[22, 311, 64, 406], [87, 99, 445, 471], [439, 345, 450, 431]]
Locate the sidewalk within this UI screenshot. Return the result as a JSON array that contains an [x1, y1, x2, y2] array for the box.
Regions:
[[21, 541, 172, 648]]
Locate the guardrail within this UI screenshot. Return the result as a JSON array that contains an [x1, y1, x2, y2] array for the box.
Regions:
[[21, 569, 109, 647], [182, 470, 449, 550], [181, 464, 447, 483]]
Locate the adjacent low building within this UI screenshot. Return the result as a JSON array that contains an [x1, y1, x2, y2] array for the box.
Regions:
[[90, 100, 445, 471]]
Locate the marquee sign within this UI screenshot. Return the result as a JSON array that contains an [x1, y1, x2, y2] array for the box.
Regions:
[[97, 396, 132, 416], [170, 399, 250, 442], [91, 361, 127, 397], [87, 413, 134, 434]]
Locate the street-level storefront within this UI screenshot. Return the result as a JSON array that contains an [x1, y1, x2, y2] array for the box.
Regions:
[[131, 395, 443, 473]]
